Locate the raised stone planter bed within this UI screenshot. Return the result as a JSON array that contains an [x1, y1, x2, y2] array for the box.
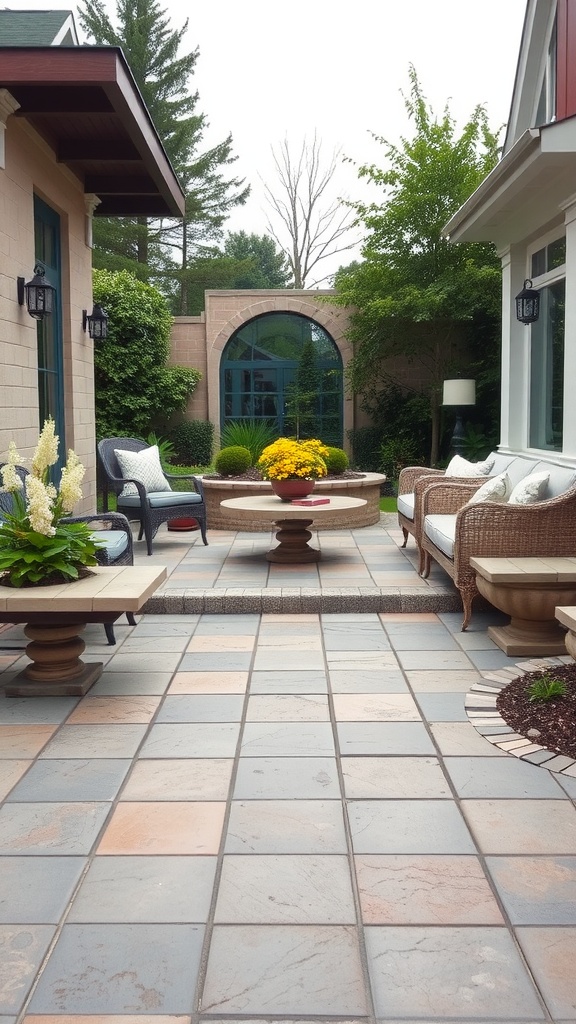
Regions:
[[202, 472, 386, 531]]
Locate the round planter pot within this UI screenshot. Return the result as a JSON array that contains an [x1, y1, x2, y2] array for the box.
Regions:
[[270, 479, 315, 502], [167, 518, 200, 532]]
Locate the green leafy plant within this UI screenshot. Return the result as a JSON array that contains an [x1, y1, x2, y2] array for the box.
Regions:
[[214, 446, 252, 476], [324, 446, 349, 474], [379, 435, 421, 480], [220, 420, 277, 464], [169, 420, 214, 466], [527, 673, 568, 703], [146, 432, 176, 468], [0, 419, 100, 588]]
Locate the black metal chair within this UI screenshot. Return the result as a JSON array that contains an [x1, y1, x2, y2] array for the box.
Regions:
[[0, 463, 135, 645], [97, 437, 208, 555]]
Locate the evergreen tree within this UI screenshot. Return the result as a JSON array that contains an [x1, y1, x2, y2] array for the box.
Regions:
[[224, 231, 291, 288]]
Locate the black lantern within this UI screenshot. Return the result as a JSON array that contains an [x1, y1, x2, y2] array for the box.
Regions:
[[82, 304, 109, 340], [17, 264, 55, 320], [515, 279, 540, 324]]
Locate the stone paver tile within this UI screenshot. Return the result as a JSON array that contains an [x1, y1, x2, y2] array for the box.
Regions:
[[68, 855, 217, 922], [117, 636, 189, 653], [395, 649, 474, 671], [24, 1018, 191, 1024], [0, 857, 85, 923], [249, 671, 327, 694], [101, 653, 182, 674], [156, 695, 244, 723], [252, 650, 325, 671], [201, 925, 368, 1015], [387, 631, 459, 650], [215, 854, 355, 923], [168, 671, 248, 693], [139, 723, 239, 758], [365, 926, 543, 1020], [516, 927, 576, 1019], [322, 633, 391, 651], [430, 722, 508, 756], [333, 694, 420, 721], [338, 723, 435, 755], [462, 799, 576, 854], [0, 761, 30, 800], [341, 757, 451, 799], [89, 672, 173, 695], [130, 620, 199, 636], [178, 653, 252, 673], [246, 695, 329, 722], [225, 800, 347, 854], [325, 651, 400, 670], [406, 669, 481, 692], [66, 697, 160, 725], [0, 697, 77, 725], [348, 800, 476, 854], [329, 669, 408, 693], [194, 614, 261, 634], [27, 924, 203, 1013], [121, 758, 233, 801], [6, 759, 131, 802], [240, 723, 334, 757], [0, 803, 110, 855], [414, 692, 467, 721], [487, 856, 576, 924], [186, 635, 255, 652], [0, 726, 55, 759], [379, 612, 439, 622], [0, 926, 55, 1014], [39, 726, 147, 759], [356, 854, 503, 924], [97, 802, 225, 855], [445, 756, 567, 799], [233, 757, 339, 799], [256, 634, 322, 650]]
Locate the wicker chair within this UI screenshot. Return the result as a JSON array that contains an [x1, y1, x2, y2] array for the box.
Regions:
[[0, 464, 135, 645], [98, 437, 208, 556]]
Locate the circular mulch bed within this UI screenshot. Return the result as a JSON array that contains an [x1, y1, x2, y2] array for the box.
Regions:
[[496, 665, 576, 759], [204, 469, 365, 482]]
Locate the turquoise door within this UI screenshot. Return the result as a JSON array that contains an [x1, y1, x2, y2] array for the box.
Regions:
[[34, 196, 65, 474]]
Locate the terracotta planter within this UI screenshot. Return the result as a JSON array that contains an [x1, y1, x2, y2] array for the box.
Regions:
[[167, 517, 200, 532], [270, 479, 315, 502]]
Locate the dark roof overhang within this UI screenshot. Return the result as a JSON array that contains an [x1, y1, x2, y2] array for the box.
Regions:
[[0, 45, 185, 217]]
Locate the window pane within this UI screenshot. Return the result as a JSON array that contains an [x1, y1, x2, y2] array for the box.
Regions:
[[531, 248, 546, 278], [547, 237, 566, 271], [529, 279, 565, 450]]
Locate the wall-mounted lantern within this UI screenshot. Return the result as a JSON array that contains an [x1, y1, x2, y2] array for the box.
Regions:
[[82, 304, 109, 340], [515, 279, 540, 324], [17, 264, 55, 320]]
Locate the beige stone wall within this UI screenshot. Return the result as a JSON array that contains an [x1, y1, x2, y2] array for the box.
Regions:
[[0, 111, 96, 510]]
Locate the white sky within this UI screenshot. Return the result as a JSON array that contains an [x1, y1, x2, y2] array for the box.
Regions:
[[5, 0, 528, 280]]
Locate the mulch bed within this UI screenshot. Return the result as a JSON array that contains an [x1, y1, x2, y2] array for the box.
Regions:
[[496, 664, 576, 759], [205, 470, 366, 481]]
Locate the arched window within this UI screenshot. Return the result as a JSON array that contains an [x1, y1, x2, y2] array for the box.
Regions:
[[220, 312, 343, 444]]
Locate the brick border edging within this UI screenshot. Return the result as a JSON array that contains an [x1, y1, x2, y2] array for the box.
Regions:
[[141, 587, 462, 615], [465, 656, 576, 778]]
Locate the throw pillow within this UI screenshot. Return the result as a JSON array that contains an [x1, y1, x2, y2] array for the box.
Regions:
[[114, 445, 170, 497], [445, 454, 495, 477], [466, 472, 511, 506], [508, 471, 550, 505]]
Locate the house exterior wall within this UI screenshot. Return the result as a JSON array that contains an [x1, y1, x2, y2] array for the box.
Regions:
[[0, 110, 96, 509]]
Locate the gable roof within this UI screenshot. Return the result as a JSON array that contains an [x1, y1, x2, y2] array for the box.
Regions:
[[504, 0, 556, 153], [0, 9, 79, 46]]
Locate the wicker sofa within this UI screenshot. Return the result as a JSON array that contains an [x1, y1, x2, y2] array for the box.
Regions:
[[415, 455, 576, 629]]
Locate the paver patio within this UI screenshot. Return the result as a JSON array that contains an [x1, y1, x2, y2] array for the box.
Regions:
[[0, 518, 575, 1022]]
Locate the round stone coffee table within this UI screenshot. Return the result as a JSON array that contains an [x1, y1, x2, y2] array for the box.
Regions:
[[219, 495, 367, 563]]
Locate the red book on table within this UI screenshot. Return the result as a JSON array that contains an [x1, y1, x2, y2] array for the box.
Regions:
[[290, 498, 331, 506]]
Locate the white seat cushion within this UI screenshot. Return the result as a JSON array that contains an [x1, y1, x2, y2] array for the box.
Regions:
[[118, 490, 202, 509], [423, 514, 456, 559], [508, 471, 550, 505], [114, 445, 170, 497], [91, 529, 129, 560], [397, 493, 415, 520]]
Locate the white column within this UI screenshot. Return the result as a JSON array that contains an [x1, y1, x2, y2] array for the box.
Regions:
[[561, 195, 576, 458], [0, 89, 20, 170], [499, 244, 530, 453], [84, 193, 101, 248]]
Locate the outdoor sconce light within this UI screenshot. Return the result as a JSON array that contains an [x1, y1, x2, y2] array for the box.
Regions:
[[515, 279, 540, 324], [82, 304, 109, 340], [443, 378, 476, 456], [17, 264, 55, 320]]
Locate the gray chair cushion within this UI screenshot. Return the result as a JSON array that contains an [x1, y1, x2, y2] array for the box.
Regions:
[[397, 493, 415, 520], [118, 491, 203, 509], [501, 457, 540, 488], [490, 453, 516, 474], [423, 515, 456, 559], [91, 529, 129, 560]]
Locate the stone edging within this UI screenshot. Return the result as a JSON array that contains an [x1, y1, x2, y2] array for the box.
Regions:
[[143, 586, 462, 615], [465, 656, 576, 778]]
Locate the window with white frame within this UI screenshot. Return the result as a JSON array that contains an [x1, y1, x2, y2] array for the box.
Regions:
[[528, 236, 565, 451], [535, 13, 557, 126]]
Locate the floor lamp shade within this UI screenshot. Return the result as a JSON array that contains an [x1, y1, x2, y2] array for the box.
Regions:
[[442, 379, 476, 406]]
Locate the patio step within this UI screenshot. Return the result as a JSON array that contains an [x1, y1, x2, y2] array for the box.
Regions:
[[143, 586, 463, 615]]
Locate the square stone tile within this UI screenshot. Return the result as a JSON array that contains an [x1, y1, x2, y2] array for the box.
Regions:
[[341, 757, 451, 798], [394, 649, 474, 671], [445, 756, 567, 798], [66, 697, 160, 724], [0, 697, 77, 724], [215, 854, 355, 923], [325, 651, 400, 671], [240, 723, 335, 757], [186, 634, 255, 652], [461, 799, 576, 854], [118, 636, 190, 653], [130, 620, 199, 636], [0, 761, 30, 800], [348, 800, 476, 854], [225, 800, 347, 853], [89, 672, 173, 695], [249, 670, 327, 694], [39, 725, 147, 759], [234, 757, 340, 799], [0, 803, 110, 855], [5, 759, 131, 802], [365, 926, 543, 1019], [194, 614, 260, 634], [0, 726, 55, 758], [333, 694, 420, 721], [27, 924, 203, 1013], [430, 722, 508, 756], [322, 632, 391, 651], [406, 669, 481, 692], [356, 854, 503, 924], [156, 695, 244, 722], [0, 857, 85, 922], [252, 649, 325, 671], [97, 801, 225, 855], [487, 856, 576, 924], [337, 723, 435, 755], [256, 634, 322, 650], [386, 630, 459, 650], [516, 927, 576, 1019], [168, 671, 248, 693], [139, 723, 240, 758], [414, 692, 468, 721], [246, 695, 329, 721], [68, 855, 217, 922], [0, 926, 55, 1014], [202, 925, 368, 1015], [179, 652, 252, 672], [329, 669, 408, 693], [103, 653, 182, 674], [121, 758, 233, 801]]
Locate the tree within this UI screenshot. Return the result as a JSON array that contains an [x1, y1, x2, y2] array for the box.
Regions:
[[78, 0, 248, 293], [224, 231, 291, 288], [263, 134, 357, 288], [284, 338, 321, 439], [335, 67, 502, 464], [92, 269, 201, 438]]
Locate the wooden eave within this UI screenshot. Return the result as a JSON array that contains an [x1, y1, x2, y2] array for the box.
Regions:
[[0, 46, 185, 217]]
